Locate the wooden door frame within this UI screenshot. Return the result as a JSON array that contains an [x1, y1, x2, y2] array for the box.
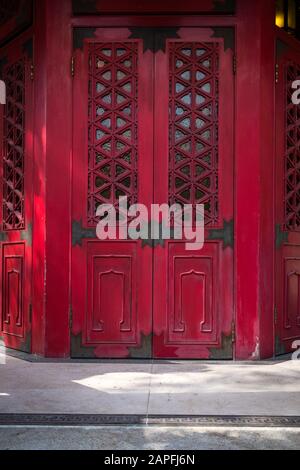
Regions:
[[29, 0, 277, 359]]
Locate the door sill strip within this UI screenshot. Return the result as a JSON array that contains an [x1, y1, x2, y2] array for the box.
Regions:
[[0, 414, 299, 428]]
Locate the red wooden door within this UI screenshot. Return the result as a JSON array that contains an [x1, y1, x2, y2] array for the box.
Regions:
[[275, 36, 300, 356], [71, 25, 235, 359], [71, 28, 154, 358], [153, 28, 235, 359], [0, 34, 34, 353]]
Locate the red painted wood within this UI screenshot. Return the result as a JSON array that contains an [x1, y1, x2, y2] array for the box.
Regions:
[[275, 29, 300, 355], [44, 0, 72, 357], [235, 0, 275, 360], [31, 1, 46, 355], [0, 0, 282, 359], [71, 23, 235, 359], [0, 31, 34, 352], [32, 0, 72, 357], [71, 27, 153, 357], [258, 0, 276, 360], [153, 27, 234, 359], [72, 0, 234, 15], [71, 16, 236, 29], [0, 0, 33, 46]]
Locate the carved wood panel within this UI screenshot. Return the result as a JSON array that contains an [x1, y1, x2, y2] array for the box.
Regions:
[[87, 42, 138, 226], [168, 252, 216, 344], [87, 246, 137, 344], [168, 42, 219, 226], [2, 57, 25, 230], [2, 244, 24, 338]]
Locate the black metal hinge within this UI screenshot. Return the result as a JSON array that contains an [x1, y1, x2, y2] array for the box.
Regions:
[[71, 332, 96, 359], [275, 63, 279, 84], [212, 27, 235, 52], [213, 0, 236, 14], [0, 231, 8, 242], [208, 219, 234, 249], [274, 305, 278, 325], [275, 224, 289, 249], [128, 27, 179, 53], [128, 334, 152, 359], [73, 28, 96, 50], [276, 39, 288, 60], [69, 305, 73, 330], [233, 54, 237, 75], [29, 304, 32, 324], [71, 56, 75, 78], [209, 332, 233, 360], [231, 320, 236, 344], [275, 335, 286, 356], [30, 63, 34, 81], [72, 220, 96, 247], [21, 223, 33, 247]]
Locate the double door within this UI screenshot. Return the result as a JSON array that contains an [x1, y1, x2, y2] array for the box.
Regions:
[[71, 26, 234, 359]]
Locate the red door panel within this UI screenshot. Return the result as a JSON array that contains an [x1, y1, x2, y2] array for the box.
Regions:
[[275, 36, 300, 355], [2, 245, 24, 337], [86, 242, 138, 345], [0, 33, 34, 353], [153, 28, 235, 359], [71, 28, 153, 358], [72, 0, 236, 15], [166, 243, 219, 346]]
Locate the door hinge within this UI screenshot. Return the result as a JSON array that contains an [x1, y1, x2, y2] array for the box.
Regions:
[[274, 305, 278, 324], [231, 321, 236, 344], [29, 303, 32, 324], [69, 305, 73, 330], [233, 54, 237, 75], [208, 219, 234, 250], [30, 63, 34, 81], [275, 63, 279, 84], [71, 56, 75, 78]]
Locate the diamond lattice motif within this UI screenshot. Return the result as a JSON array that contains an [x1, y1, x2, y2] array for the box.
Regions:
[[285, 63, 300, 231], [2, 59, 25, 231], [169, 42, 219, 226], [87, 43, 138, 226]]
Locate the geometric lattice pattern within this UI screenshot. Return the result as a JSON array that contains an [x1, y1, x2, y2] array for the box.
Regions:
[[2, 59, 25, 231], [87, 43, 138, 226], [285, 62, 300, 231], [168, 42, 219, 226], [0, 0, 20, 27]]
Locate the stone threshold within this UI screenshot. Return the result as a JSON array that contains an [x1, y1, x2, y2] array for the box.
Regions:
[[0, 345, 293, 364]]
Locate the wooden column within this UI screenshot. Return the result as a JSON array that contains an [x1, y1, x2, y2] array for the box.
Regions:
[[33, 0, 72, 357], [235, 0, 275, 359]]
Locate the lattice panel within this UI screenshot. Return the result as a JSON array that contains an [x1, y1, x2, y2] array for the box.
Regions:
[[285, 62, 300, 231], [2, 59, 25, 231], [0, 0, 20, 26], [87, 43, 138, 226], [169, 42, 219, 226]]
